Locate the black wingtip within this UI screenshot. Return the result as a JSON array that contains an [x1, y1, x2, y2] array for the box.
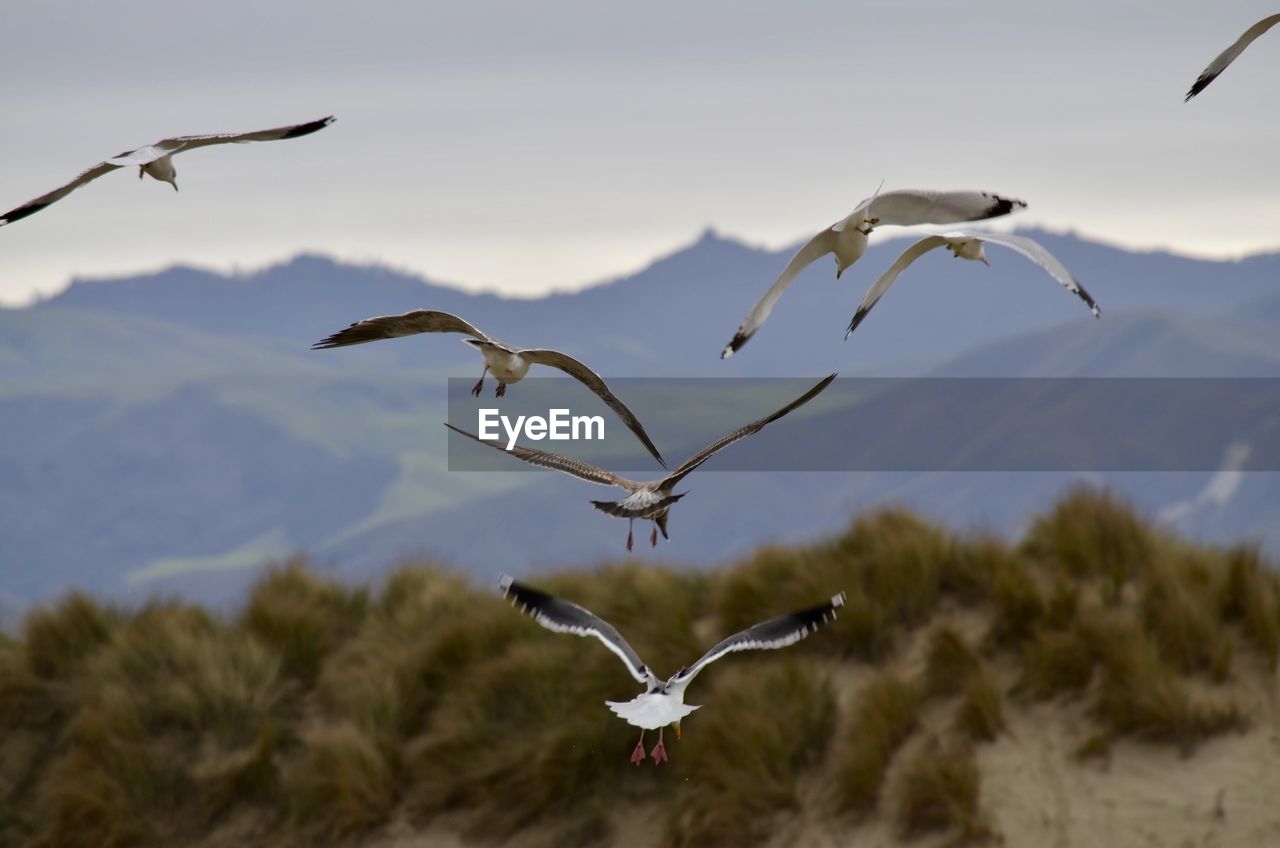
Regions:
[[845, 307, 870, 340], [721, 330, 750, 359], [1185, 74, 1215, 102], [0, 202, 50, 226], [985, 194, 1028, 218], [282, 115, 337, 139]]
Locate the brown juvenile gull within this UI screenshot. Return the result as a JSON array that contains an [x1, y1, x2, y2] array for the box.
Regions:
[[446, 373, 835, 550], [317, 309, 666, 467], [720, 188, 1027, 357], [0, 116, 335, 226], [498, 574, 845, 764], [845, 230, 1100, 338]]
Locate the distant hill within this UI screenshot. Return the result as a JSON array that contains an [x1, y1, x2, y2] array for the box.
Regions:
[[2, 230, 1279, 606]]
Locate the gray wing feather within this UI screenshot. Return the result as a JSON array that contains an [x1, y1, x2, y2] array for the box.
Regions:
[[661, 373, 836, 489], [671, 592, 845, 686], [856, 189, 1027, 227], [518, 349, 667, 468], [721, 227, 838, 358], [948, 231, 1100, 318], [499, 575, 653, 685], [846, 235, 950, 338], [1186, 14, 1280, 100], [0, 161, 122, 226], [443, 423, 625, 487], [312, 310, 490, 349]]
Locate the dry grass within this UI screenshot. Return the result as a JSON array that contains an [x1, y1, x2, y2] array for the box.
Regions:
[[240, 560, 369, 684], [834, 672, 922, 815], [892, 741, 991, 842], [1140, 554, 1232, 679], [667, 661, 835, 848], [284, 722, 398, 837], [1021, 486, 1153, 598], [956, 666, 1005, 742], [21, 592, 116, 681], [1220, 545, 1280, 668], [923, 625, 981, 699]]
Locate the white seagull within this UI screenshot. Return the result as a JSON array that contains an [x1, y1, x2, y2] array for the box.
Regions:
[[720, 188, 1027, 358], [498, 574, 845, 764], [446, 373, 836, 550], [845, 231, 1100, 339], [1186, 14, 1280, 101], [316, 310, 667, 467], [0, 116, 335, 226]]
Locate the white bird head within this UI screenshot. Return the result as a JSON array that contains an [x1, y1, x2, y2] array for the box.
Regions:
[[948, 238, 989, 266]]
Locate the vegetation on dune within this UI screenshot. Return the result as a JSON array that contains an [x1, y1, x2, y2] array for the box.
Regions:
[[0, 487, 1274, 847]]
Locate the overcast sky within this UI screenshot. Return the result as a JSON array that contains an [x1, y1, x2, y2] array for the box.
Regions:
[[2, 0, 1277, 305]]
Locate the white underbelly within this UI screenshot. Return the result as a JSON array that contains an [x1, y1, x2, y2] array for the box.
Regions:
[[606, 693, 700, 730], [483, 349, 529, 383]]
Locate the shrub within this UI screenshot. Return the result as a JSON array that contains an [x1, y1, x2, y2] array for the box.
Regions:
[[1220, 545, 1280, 668], [285, 722, 398, 837], [667, 661, 835, 848], [892, 741, 990, 842], [22, 593, 116, 680], [1022, 487, 1153, 597], [834, 673, 921, 815]]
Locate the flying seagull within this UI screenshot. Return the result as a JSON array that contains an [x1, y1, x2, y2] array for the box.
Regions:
[[720, 188, 1027, 358], [0, 116, 335, 227], [446, 373, 835, 550], [846, 231, 1100, 338], [1186, 14, 1280, 101], [498, 574, 845, 764], [317, 310, 667, 468]]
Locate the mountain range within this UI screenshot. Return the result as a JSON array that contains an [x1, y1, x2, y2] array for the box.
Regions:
[[2, 228, 1277, 608]]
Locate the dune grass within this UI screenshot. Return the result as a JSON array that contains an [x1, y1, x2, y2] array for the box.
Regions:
[[834, 672, 922, 815], [0, 488, 1271, 847]]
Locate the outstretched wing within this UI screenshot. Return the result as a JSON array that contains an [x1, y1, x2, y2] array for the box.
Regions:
[[1186, 14, 1280, 101], [954, 231, 1100, 318], [499, 575, 654, 686], [518, 348, 667, 468], [856, 189, 1027, 227], [661, 373, 836, 489], [720, 227, 838, 358], [443, 423, 627, 488], [0, 161, 122, 226], [669, 592, 845, 687], [312, 310, 490, 349], [111, 116, 337, 164], [846, 235, 950, 338]]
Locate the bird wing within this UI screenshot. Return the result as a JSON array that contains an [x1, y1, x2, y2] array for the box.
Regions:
[[949, 230, 1100, 318], [499, 575, 654, 686], [1186, 14, 1280, 101], [845, 235, 950, 338], [312, 310, 490, 349], [720, 227, 839, 358], [517, 348, 667, 469], [443, 423, 626, 487], [0, 161, 122, 226], [855, 189, 1027, 227], [669, 592, 845, 687], [660, 373, 836, 489], [112, 116, 337, 163]]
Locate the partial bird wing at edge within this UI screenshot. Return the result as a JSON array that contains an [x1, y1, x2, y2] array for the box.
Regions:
[[858, 189, 1028, 227], [1186, 14, 1280, 101]]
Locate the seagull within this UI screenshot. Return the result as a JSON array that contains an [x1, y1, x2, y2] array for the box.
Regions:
[[316, 310, 667, 468], [845, 231, 1100, 339], [0, 116, 335, 226], [498, 574, 845, 764], [1185, 14, 1280, 101], [720, 189, 1028, 358], [446, 373, 836, 550]]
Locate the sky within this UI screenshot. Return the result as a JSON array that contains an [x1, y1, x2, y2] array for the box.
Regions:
[[1, 0, 1278, 305]]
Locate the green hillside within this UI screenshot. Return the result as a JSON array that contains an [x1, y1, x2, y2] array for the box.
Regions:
[[2, 487, 1276, 847]]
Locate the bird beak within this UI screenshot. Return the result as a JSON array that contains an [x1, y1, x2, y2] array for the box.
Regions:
[[675, 721, 682, 741], [171, 182, 179, 193], [835, 267, 843, 279], [979, 256, 989, 267]]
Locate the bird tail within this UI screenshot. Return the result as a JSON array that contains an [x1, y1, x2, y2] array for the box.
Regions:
[[590, 492, 686, 520]]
